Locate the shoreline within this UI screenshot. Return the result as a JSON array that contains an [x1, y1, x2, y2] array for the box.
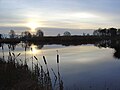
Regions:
[[0, 36, 120, 44]]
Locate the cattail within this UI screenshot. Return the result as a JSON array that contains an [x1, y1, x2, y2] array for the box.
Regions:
[[12, 53, 15, 57], [9, 52, 11, 56], [25, 47, 26, 51], [2, 45, 4, 50], [56, 50, 61, 90], [56, 50, 59, 63], [17, 53, 21, 57], [34, 56, 38, 60], [25, 45, 27, 51], [57, 54, 59, 63], [34, 56, 38, 67], [43, 56, 47, 65], [11, 45, 15, 51], [8, 45, 11, 49], [31, 48, 33, 51]]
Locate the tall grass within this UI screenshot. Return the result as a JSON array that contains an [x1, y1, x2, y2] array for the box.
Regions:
[[0, 44, 63, 90], [1, 44, 4, 60]]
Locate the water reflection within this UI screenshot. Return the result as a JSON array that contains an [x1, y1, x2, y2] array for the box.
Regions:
[[95, 40, 120, 59], [1, 39, 120, 61], [1, 40, 120, 89], [36, 40, 120, 60], [30, 45, 39, 55], [1, 39, 120, 60], [22, 40, 120, 59]]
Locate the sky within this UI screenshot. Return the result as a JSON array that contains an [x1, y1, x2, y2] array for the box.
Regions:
[[0, 0, 120, 33]]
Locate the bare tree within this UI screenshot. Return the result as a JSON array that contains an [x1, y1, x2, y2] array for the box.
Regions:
[[9, 30, 16, 38], [36, 29, 44, 37], [21, 31, 32, 39], [63, 31, 71, 36]]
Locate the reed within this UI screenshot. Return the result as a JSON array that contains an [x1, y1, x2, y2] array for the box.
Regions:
[[42, 55, 52, 90], [0, 44, 64, 90], [51, 68, 57, 88], [24, 44, 27, 65], [31, 47, 34, 71], [1, 44, 5, 60], [56, 50, 64, 90], [34, 56, 39, 78]]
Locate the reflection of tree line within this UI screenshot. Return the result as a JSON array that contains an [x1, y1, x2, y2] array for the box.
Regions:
[[32, 40, 120, 59], [1, 40, 120, 89], [21, 42, 44, 49], [1, 35, 120, 60], [23, 39, 120, 60], [95, 40, 120, 59]]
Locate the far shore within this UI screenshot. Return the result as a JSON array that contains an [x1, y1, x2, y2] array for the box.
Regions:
[[0, 35, 120, 45]]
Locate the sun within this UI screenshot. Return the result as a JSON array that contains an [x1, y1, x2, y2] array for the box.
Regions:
[[26, 22, 39, 32]]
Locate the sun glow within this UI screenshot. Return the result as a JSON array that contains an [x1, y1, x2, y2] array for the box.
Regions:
[[26, 21, 40, 32], [29, 45, 42, 55]]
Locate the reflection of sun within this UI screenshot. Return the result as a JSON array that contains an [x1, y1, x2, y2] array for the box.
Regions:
[[30, 45, 38, 55], [26, 21, 39, 32], [30, 45, 42, 55]]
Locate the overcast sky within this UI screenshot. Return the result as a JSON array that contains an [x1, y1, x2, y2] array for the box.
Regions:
[[0, 0, 120, 29]]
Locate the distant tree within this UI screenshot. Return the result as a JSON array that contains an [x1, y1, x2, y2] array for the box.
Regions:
[[93, 30, 99, 36], [97, 28, 102, 36], [117, 29, 120, 35], [108, 28, 117, 36], [63, 31, 71, 36], [37, 45, 44, 49], [0, 34, 2, 39], [101, 28, 107, 36], [57, 33, 60, 36], [36, 30, 44, 37], [21, 31, 32, 39], [93, 28, 117, 37], [87, 33, 90, 36], [93, 28, 102, 36], [97, 28, 106, 36], [9, 30, 16, 38]]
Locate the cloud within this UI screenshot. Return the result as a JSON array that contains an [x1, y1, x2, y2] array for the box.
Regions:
[[0, 0, 120, 29]]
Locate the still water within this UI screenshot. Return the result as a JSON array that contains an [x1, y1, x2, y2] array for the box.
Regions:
[[1, 43, 120, 89]]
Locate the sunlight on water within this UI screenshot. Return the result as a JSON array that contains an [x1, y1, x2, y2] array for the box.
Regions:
[[29, 44, 40, 55]]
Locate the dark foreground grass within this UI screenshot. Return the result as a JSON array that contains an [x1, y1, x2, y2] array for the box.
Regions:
[[0, 58, 40, 90], [0, 48, 63, 90]]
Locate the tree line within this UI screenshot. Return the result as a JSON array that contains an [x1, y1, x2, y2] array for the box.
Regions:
[[1, 28, 120, 40], [8, 30, 71, 39], [9, 29, 44, 39], [93, 28, 120, 37]]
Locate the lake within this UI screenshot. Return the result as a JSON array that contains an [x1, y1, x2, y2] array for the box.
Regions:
[[0, 42, 120, 90]]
